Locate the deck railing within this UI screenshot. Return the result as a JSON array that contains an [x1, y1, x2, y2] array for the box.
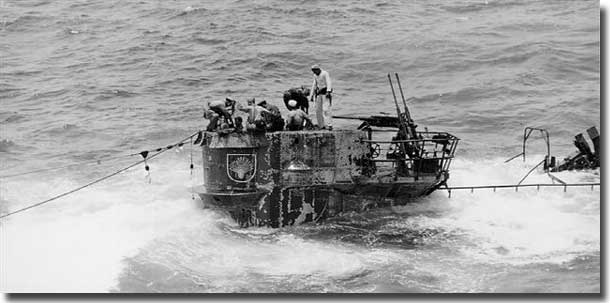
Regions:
[[361, 131, 460, 178]]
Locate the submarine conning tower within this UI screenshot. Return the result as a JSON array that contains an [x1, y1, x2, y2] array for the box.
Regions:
[[196, 127, 459, 228], [196, 74, 459, 228], [197, 129, 370, 228]]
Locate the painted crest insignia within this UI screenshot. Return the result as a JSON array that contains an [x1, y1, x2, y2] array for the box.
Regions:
[[226, 154, 256, 183]]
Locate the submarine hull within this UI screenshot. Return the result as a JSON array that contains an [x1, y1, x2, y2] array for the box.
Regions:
[[197, 130, 456, 228]]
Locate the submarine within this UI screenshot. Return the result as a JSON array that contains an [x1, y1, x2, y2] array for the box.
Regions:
[[195, 74, 459, 228]]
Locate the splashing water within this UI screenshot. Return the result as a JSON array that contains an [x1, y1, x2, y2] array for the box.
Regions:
[[0, 152, 600, 293], [0, 0, 599, 293]]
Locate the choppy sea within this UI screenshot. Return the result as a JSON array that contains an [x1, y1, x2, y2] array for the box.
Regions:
[[0, 0, 600, 293]]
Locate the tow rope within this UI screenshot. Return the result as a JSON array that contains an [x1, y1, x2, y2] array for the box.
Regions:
[[0, 131, 201, 220]]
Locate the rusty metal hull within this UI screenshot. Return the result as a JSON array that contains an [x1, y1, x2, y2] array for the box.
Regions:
[[196, 130, 454, 228], [197, 181, 443, 227]]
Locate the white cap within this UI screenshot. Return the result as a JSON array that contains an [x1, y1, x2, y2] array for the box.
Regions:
[[288, 100, 297, 107], [311, 64, 320, 70]]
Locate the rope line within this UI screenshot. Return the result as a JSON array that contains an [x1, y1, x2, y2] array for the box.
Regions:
[[0, 131, 201, 220], [0, 150, 162, 219], [0, 131, 201, 179], [0, 153, 137, 178]]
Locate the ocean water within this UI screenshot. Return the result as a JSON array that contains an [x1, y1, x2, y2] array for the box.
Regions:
[[0, 0, 600, 293]]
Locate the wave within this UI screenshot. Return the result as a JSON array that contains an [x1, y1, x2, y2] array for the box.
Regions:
[[93, 89, 139, 101], [438, 0, 528, 14], [1, 112, 26, 124], [0, 139, 16, 152], [2, 14, 52, 32], [0, 145, 599, 292], [0, 0, 599, 293]]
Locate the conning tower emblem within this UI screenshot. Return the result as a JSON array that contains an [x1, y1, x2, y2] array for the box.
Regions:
[[226, 154, 256, 182]]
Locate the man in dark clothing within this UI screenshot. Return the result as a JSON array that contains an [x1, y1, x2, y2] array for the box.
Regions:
[[261, 111, 285, 132], [283, 86, 311, 113], [258, 100, 281, 116], [258, 100, 285, 132], [204, 98, 236, 131]]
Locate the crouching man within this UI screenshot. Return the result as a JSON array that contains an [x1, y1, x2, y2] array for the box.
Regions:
[[283, 86, 311, 113], [204, 98, 236, 131]]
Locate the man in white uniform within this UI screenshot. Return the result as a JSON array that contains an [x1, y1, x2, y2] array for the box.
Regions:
[[308, 64, 333, 130]]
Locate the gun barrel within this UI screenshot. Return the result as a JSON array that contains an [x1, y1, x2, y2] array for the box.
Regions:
[[332, 115, 400, 128], [333, 115, 374, 120]]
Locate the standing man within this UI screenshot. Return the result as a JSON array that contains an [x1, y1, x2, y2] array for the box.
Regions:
[[308, 64, 333, 130]]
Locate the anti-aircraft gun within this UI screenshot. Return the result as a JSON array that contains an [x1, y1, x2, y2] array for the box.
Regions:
[[334, 73, 458, 179]]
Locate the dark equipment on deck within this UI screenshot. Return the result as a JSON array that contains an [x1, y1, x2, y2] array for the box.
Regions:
[[551, 127, 600, 172], [333, 115, 400, 128], [505, 126, 600, 187]]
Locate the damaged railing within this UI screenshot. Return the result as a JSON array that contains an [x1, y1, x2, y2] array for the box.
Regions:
[[439, 182, 600, 198], [505, 127, 561, 184], [360, 131, 460, 178], [505, 127, 551, 166], [505, 126, 600, 186], [438, 126, 600, 198]]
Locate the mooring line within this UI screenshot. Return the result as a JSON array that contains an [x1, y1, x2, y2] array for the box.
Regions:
[[0, 153, 136, 178], [516, 159, 546, 185], [0, 150, 165, 220], [0, 131, 201, 220], [546, 172, 566, 185], [0, 130, 203, 179]]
